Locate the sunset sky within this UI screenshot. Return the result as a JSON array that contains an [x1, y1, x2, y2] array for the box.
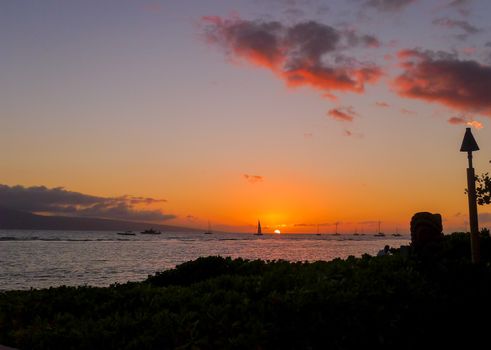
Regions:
[[2, 0, 491, 233]]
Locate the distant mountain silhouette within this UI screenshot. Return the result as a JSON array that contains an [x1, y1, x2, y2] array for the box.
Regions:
[[0, 207, 201, 232]]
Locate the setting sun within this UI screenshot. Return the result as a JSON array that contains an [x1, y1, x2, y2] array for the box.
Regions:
[[274, 229, 281, 234]]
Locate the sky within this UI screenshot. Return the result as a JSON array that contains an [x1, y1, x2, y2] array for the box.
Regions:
[[2, 0, 491, 233]]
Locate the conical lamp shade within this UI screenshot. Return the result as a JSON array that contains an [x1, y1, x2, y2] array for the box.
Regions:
[[460, 127, 479, 152]]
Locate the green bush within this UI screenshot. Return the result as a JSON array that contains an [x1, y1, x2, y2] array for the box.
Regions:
[[1, 233, 491, 349]]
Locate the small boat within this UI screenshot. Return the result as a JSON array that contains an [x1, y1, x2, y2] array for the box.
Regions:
[[254, 220, 263, 236], [117, 231, 136, 236], [140, 228, 161, 234], [204, 221, 213, 235], [374, 221, 384, 236], [333, 222, 340, 235], [392, 226, 401, 237]]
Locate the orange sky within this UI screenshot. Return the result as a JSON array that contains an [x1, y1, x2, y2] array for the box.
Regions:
[[1, 0, 491, 233]]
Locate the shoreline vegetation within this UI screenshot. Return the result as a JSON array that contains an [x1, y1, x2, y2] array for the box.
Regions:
[[1, 231, 491, 349]]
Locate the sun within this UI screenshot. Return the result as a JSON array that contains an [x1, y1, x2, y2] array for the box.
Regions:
[[274, 229, 281, 234]]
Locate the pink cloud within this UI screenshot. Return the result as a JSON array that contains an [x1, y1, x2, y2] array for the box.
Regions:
[[327, 106, 358, 122], [401, 108, 417, 115], [448, 116, 483, 129], [202, 17, 382, 96], [394, 49, 491, 116], [448, 116, 466, 125], [467, 120, 483, 129]]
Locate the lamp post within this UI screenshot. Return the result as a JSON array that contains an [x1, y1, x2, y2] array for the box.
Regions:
[[460, 127, 480, 264]]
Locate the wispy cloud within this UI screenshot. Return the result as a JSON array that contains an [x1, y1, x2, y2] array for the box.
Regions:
[[432, 17, 479, 38], [294, 223, 317, 227], [344, 29, 381, 48], [142, 3, 163, 13], [343, 129, 364, 138], [358, 220, 381, 225], [448, 0, 472, 6], [356, 0, 417, 12], [461, 47, 477, 55], [400, 108, 417, 115], [202, 17, 382, 98], [394, 49, 491, 116], [243, 174, 264, 184], [448, 115, 484, 129], [186, 215, 198, 221], [0, 184, 175, 222], [447, 0, 473, 16], [448, 116, 467, 125], [376, 101, 390, 107], [327, 106, 358, 122], [467, 120, 484, 129], [294, 222, 339, 227]]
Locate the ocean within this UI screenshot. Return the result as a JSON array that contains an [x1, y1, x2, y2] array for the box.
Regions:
[[0, 230, 410, 291]]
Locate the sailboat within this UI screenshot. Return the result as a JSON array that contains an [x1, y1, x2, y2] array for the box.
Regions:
[[333, 222, 340, 236], [392, 226, 401, 237], [204, 221, 213, 234], [374, 220, 385, 237], [254, 220, 263, 236], [140, 228, 161, 234], [353, 226, 359, 236]]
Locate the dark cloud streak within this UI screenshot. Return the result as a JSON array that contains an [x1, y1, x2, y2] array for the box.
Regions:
[[243, 174, 264, 184], [0, 184, 175, 222], [432, 17, 479, 36], [357, 0, 417, 12], [327, 106, 358, 122]]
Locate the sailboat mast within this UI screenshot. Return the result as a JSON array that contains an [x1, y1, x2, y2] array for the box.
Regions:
[[258, 220, 262, 234]]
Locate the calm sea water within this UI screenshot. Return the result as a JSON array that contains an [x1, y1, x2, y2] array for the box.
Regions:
[[0, 230, 410, 291]]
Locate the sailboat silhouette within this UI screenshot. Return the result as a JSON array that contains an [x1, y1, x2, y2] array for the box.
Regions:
[[254, 220, 263, 236], [204, 221, 213, 234], [374, 220, 385, 237]]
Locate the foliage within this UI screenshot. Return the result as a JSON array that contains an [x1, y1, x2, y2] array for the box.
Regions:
[[475, 172, 491, 205], [2, 234, 491, 349], [481, 227, 490, 237]]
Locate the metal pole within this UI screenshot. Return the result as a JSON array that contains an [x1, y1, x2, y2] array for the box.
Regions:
[[467, 151, 480, 264]]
